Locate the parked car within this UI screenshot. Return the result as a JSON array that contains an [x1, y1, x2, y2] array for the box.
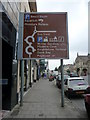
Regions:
[[49, 74, 54, 81], [84, 94, 90, 118], [69, 72, 79, 77], [56, 74, 69, 88], [64, 77, 90, 98]]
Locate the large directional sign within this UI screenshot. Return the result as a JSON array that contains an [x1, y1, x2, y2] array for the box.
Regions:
[[18, 12, 69, 59]]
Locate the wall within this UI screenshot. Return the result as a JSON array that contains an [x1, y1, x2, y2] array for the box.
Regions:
[[1, 0, 30, 30], [1, 0, 30, 110]]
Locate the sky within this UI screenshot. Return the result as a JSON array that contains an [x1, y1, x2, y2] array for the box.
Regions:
[[36, 0, 89, 70]]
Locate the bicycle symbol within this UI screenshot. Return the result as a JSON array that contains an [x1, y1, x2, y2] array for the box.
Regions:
[[24, 26, 56, 58]]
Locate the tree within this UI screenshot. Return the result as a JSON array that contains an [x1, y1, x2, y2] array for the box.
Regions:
[[77, 68, 80, 76], [54, 67, 58, 71], [67, 69, 70, 75]]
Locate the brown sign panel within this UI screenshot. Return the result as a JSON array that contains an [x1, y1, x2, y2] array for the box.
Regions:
[[23, 13, 69, 59]]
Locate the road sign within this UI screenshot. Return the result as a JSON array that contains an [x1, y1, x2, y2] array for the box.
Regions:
[[18, 12, 69, 59]]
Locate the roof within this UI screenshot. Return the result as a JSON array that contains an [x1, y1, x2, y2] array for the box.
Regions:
[[75, 55, 88, 63]]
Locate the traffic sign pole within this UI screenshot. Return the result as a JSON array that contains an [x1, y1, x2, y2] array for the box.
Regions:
[[61, 59, 64, 107], [20, 60, 24, 106]]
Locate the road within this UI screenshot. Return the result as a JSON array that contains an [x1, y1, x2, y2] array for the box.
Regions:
[[82, 75, 90, 85], [67, 95, 88, 118], [63, 75, 90, 118], [54, 77, 89, 118], [71, 75, 90, 113]]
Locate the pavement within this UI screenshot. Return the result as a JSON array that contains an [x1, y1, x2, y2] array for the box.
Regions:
[[2, 78, 89, 119]]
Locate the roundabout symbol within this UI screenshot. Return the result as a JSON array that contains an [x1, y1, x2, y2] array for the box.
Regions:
[[24, 26, 56, 58]]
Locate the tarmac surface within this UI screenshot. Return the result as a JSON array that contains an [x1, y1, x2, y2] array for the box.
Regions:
[[2, 78, 89, 119]]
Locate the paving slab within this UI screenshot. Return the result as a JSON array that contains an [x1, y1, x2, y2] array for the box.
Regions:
[[3, 78, 89, 119]]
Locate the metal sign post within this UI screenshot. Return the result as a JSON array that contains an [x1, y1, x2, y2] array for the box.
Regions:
[[61, 59, 64, 107], [20, 60, 24, 106], [18, 12, 69, 107], [29, 60, 32, 87], [18, 13, 24, 106]]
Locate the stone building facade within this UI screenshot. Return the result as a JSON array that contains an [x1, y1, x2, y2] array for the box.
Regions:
[[74, 54, 89, 76], [1, 0, 37, 110], [64, 54, 90, 76]]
